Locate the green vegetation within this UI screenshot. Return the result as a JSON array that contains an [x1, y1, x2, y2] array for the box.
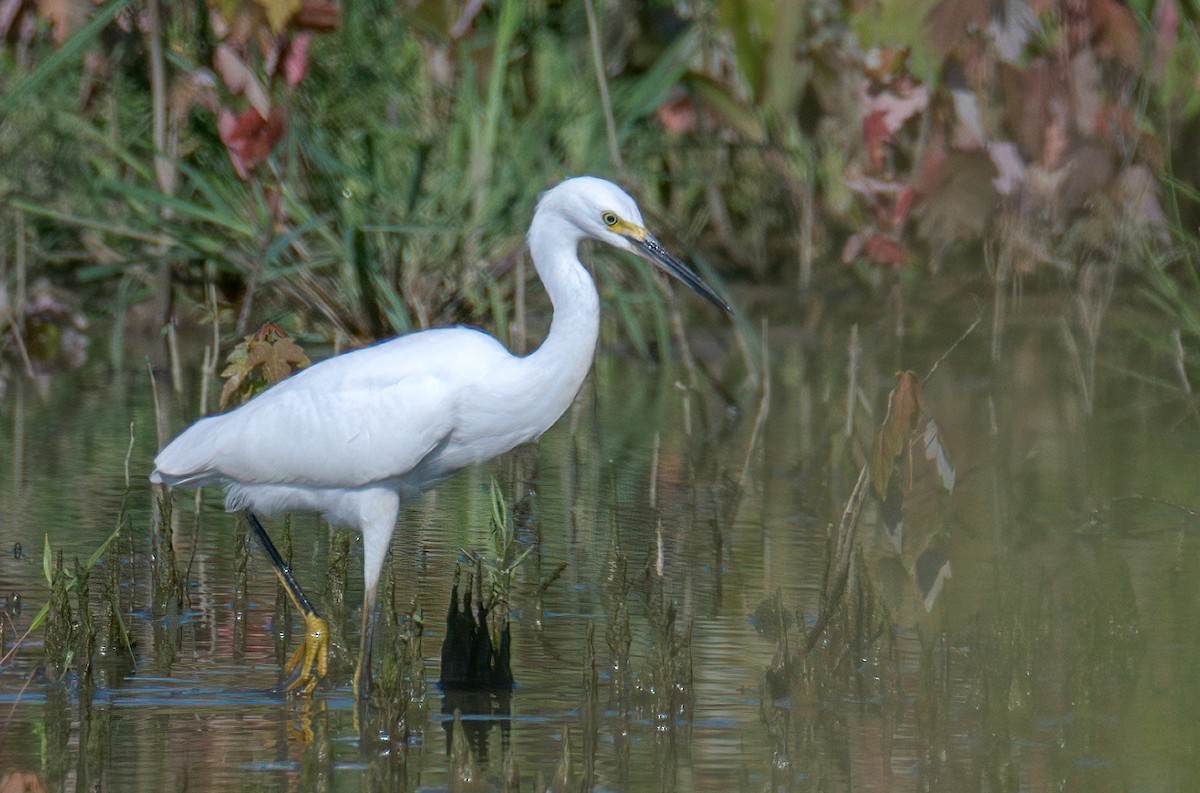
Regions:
[[2, 0, 1198, 377]]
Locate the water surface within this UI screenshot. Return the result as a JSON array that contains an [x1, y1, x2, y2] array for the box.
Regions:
[[1, 290, 1198, 792]]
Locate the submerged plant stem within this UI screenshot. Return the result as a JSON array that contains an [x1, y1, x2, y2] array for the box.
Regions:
[[739, 318, 771, 492], [808, 464, 870, 653]]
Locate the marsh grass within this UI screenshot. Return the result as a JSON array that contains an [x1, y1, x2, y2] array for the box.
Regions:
[[3, 0, 728, 365], [26, 517, 135, 695], [4, 0, 1200, 368]]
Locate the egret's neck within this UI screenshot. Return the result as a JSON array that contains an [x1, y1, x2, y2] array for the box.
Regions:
[[523, 211, 601, 410]]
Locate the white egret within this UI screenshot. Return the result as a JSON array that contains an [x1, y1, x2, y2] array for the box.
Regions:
[[150, 176, 731, 697]]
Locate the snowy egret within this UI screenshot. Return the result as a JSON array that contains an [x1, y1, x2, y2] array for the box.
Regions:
[[150, 176, 732, 698]]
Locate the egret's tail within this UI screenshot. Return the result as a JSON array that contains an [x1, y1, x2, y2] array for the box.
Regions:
[[150, 415, 225, 488], [149, 467, 215, 487]]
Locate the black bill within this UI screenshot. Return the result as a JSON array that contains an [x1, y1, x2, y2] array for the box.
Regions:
[[631, 233, 733, 315]]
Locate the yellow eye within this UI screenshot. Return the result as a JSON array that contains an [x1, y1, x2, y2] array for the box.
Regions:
[[602, 211, 619, 227]]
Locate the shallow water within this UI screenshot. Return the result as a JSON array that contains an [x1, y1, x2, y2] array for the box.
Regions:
[[2, 290, 1199, 792]]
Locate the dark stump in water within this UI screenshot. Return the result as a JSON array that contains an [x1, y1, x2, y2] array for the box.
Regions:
[[438, 573, 513, 691]]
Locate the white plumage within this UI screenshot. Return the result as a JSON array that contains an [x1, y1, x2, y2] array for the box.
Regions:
[[150, 176, 730, 696]]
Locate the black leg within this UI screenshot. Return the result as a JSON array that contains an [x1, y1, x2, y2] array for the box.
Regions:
[[243, 510, 329, 694], [244, 511, 317, 616]]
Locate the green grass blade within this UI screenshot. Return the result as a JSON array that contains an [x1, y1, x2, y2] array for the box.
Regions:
[[53, 111, 156, 182], [27, 602, 51, 634], [1, 0, 134, 114], [84, 524, 123, 570], [614, 27, 698, 137], [101, 179, 256, 237], [175, 160, 241, 220], [8, 199, 174, 246], [612, 289, 651, 359], [476, 0, 525, 190], [107, 588, 137, 667]]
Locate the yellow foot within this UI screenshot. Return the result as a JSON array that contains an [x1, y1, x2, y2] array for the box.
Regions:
[[284, 613, 329, 695]]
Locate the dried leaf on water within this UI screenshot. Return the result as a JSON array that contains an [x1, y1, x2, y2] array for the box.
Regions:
[[869, 371, 922, 500], [220, 322, 310, 408]]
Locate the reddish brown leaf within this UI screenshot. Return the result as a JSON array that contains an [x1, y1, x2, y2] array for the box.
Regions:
[[656, 90, 698, 135], [859, 84, 928, 170], [295, 0, 340, 31], [863, 110, 890, 171], [869, 371, 923, 499], [893, 185, 916, 227], [218, 106, 287, 180], [913, 130, 947, 193], [864, 233, 908, 267], [283, 32, 311, 86]]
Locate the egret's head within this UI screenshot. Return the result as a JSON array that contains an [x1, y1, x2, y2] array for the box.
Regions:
[[537, 176, 645, 251], [536, 176, 732, 314]]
